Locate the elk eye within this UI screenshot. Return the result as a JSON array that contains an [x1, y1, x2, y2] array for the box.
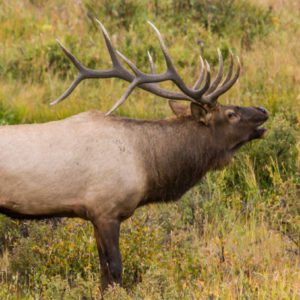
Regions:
[[227, 111, 237, 119]]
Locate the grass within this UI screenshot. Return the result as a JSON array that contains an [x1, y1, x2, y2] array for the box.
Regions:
[[0, 0, 299, 299]]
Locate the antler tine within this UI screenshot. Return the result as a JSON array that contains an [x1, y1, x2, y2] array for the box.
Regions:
[[146, 21, 174, 71], [201, 60, 211, 93], [50, 76, 84, 106], [106, 79, 140, 115], [205, 49, 223, 94], [147, 21, 212, 103], [203, 55, 240, 103], [56, 40, 86, 73], [221, 50, 233, 86], [50, 40, 86, 105], [193, 56, 205, 89], [147, 51, 159, 87], [95, 19, 121, 68], [147, 51, 156, 74]]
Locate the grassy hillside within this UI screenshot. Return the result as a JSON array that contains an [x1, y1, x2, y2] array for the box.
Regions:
[[0, 0, 299, 299]]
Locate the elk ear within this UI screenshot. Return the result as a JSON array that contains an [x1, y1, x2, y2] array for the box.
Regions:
[[190, 103, 210, 125], [169, 100, 190, 117]]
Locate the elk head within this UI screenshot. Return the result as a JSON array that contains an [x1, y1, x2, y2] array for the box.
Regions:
[[51, 20, 268, 155], [169, 100, 268, 155], [210, 105, 268, 152]]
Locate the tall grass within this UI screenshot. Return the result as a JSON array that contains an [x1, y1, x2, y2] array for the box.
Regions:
[[0, 0, 299, 298]]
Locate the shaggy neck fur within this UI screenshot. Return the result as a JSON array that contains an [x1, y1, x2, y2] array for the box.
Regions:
[[121, 116, 235, 206]]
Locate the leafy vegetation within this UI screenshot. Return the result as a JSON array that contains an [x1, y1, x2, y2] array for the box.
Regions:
[[0, 0, 299, 299]]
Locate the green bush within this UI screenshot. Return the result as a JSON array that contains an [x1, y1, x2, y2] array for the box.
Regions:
[[6, 219, 99, 289], [224, 112, 298, 192], [85, 0, 144, 30], [193, 0, 273, 43]]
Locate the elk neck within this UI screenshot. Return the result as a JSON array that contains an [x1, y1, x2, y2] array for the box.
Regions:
[[120, 116, 234, 206]]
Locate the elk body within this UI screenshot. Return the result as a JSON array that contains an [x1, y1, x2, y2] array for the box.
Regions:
[[0, 21, 268, 289]]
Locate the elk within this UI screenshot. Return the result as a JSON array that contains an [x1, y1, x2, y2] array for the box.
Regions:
[[0, 20, 268, 290]]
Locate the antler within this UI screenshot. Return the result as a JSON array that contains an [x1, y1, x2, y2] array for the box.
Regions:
[[52, 20, 240, 115]]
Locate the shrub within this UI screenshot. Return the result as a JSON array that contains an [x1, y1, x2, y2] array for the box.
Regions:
[[229, 112, 298, 191], [192, 0, 273, 44]]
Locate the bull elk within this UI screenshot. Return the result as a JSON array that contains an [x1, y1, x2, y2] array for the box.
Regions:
[[0, 20, 268, 289]]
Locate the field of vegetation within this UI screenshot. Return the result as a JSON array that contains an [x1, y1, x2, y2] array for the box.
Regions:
[[0, 0, 299, 298]]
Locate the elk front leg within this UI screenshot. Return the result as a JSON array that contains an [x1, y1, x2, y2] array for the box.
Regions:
[[94, 225, 110, 290], [93, 218, 122, 290]]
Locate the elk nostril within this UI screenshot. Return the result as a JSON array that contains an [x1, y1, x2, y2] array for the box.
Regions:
[[256, 107, 268, 114]]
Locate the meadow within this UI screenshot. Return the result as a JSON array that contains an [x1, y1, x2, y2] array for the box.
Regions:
[[0, 0, 299, 298]]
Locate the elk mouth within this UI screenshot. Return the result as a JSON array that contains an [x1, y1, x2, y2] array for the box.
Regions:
[[251, 127, 268, 139], [249, 125, 268, 141], [231, 127, 267, 152], [244, 118, 268, 143]]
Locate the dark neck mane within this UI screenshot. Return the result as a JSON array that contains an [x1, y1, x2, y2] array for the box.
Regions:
[[123, 116, 233, 205]]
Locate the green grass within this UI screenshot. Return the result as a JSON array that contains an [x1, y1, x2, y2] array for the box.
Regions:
[[0, 0, 299, 299]]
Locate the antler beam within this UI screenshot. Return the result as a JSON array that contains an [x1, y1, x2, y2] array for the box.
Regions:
[[52, 20, 241, 114]]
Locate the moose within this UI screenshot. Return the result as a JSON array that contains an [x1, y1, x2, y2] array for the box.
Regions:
[[0, 20, 268, 289]]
